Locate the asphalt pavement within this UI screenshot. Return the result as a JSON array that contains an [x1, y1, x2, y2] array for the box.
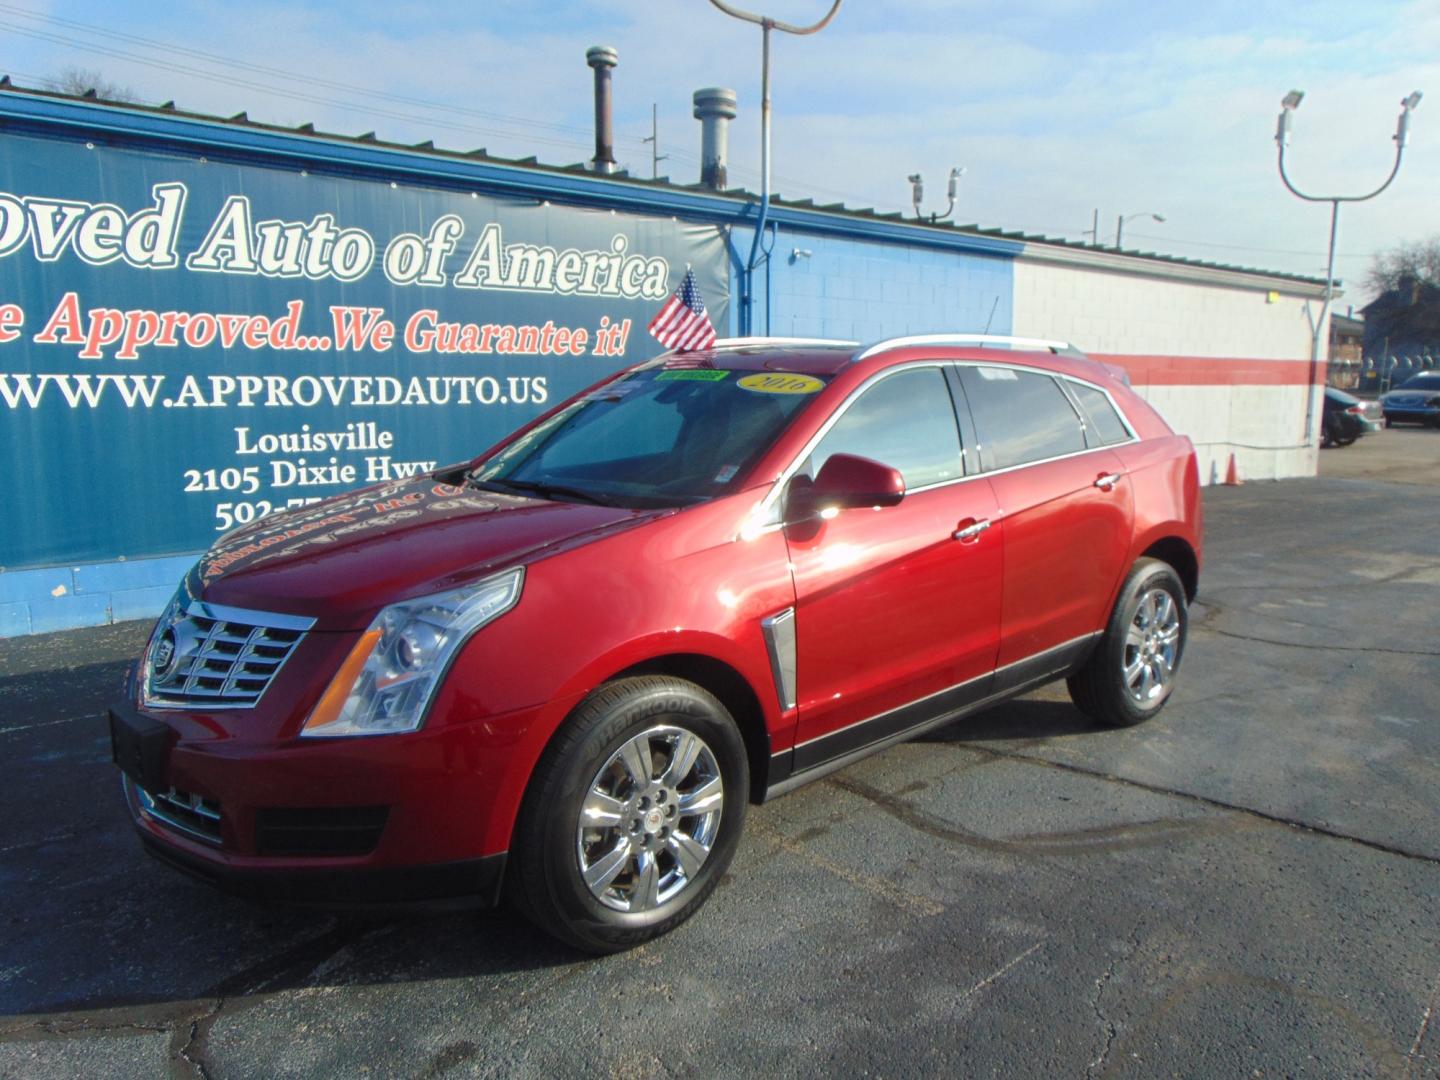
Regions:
[[1, 430, 1437, 1078]]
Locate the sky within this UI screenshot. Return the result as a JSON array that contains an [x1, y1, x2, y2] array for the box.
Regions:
[[2, 0, 1436, 304]]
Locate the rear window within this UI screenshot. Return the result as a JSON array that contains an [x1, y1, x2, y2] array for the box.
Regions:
[[959, 367, 1087, 470], [1070, 383, 1132, 446]]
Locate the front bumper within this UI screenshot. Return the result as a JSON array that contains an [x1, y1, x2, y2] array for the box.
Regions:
[[1382, 405, 1440, 423], [109, 688, 556, 908], [126, 783, 506, 908]]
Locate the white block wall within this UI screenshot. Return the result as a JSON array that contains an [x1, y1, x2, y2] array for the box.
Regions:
[[1012, 257, 1323, 484]]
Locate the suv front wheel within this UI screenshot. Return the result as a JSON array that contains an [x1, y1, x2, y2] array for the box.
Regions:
[[509, 676, 748, 953], [1067, 557, 1189, 728]]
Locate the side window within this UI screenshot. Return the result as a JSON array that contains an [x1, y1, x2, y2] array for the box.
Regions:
[[806, 367, 963, 488], [1070, 382, 1132, 446], [959, 367, 1086, 470]]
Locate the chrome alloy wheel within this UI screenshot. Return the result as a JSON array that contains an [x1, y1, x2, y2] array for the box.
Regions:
[[1122, 587, 1181, 705], [576, 725, 724, 913]]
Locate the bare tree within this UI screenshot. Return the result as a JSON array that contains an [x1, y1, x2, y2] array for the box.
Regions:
[[40, 67, 139, 104], [1365, 236, 1440, 295]]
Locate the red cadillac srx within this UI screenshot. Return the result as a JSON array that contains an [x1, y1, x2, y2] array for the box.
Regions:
[[111, 335, 1202, 952]]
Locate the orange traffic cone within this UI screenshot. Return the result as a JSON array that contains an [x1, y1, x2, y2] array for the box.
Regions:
[[1224, 453, 1242, 486]]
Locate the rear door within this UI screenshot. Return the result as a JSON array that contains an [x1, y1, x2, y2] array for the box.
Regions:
[[955, 365, 1134, 678], [784, 364, 1003, 770]]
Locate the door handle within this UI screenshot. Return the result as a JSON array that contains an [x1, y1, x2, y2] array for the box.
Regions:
[[953, 518, 991, 542], [1094, 472, 1123, 491]]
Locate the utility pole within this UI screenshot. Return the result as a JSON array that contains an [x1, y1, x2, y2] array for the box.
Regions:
[[1082, 208, 1100, 246], [1275, 89, 1421, 446], [642, 103, 667, 180]]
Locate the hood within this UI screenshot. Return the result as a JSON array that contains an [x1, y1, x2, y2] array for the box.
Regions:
[[193, 475, 661, 627], [1384, 390, 1436, 405]]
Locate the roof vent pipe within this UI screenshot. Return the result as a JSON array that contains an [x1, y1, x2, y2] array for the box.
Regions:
[[586, 45, 619, 174], [693, 87, 738, 190]]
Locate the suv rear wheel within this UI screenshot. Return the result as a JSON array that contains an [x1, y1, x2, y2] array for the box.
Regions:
[[509, 676, 748, 953], [1068, 557, 1188, 728]]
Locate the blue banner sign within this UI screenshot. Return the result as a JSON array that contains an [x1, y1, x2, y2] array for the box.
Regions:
[[0, 130, 728, 569]]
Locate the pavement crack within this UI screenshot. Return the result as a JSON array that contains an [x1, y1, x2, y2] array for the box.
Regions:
[[1085, 927, 1140, 1080], [171, 998, 223, 1080], [956, 940, 1045, 1012], [1195, 624, 1440, 657], [1085, 960, 1119, 1079], [1411, 971, 1440, 1068], [0, 1016, 172, 1041], [976, 747, 1440, 866]]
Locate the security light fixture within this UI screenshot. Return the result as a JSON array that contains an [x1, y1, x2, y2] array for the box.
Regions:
[[909, 166, 964, 222], [1397, 90, 1423, 147], [1276, 89, 1305, 146]]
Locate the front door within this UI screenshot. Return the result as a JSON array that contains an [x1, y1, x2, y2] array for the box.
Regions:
[[784, 365, 1003, 771]]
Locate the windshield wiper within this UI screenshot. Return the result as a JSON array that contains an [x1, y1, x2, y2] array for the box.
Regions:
[[470, 476, 617, 507]]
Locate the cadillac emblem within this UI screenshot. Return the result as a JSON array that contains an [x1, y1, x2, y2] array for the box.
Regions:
[[152, 630, 177, 678]]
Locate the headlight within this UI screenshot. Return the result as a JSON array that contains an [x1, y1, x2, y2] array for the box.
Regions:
[[301, 567, 524, 738]]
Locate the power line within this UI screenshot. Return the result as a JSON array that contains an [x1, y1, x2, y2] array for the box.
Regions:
[[1124, 230, 1378, 260]]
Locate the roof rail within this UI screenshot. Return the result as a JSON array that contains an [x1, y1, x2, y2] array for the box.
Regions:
[[855, 334, 1086, 360], [710, 336, 860, 349]]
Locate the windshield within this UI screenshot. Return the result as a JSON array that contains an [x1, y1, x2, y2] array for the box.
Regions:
[[473, 366, 828, 508], [1397, 372, 1440, 392]]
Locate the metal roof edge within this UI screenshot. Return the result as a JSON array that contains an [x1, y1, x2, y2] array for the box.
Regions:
[[1014, 236, 1329, 297], [0, 89, 1025, 259]]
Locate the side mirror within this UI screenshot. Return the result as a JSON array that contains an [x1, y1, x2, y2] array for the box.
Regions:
[[788, 453, 906, 519]]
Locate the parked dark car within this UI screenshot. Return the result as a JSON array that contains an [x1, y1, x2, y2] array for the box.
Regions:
[[1322, 387, 1379, 447], [110, 334, 1202, 952], [1381, 371, 1440, 427]]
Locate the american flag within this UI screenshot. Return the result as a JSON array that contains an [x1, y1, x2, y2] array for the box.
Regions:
[[647, 267, 717, 352]]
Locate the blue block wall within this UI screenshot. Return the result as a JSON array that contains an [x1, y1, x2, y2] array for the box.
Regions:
[[0, 553, 197, 637], [732, 227, 1015, 341]]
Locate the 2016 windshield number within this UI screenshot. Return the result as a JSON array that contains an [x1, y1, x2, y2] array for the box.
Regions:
[[184, 466, 261, 495]]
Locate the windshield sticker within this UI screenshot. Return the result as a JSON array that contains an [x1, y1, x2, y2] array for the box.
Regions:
[[737, 373, 824, 394], [713, 464, 739, 484], [656, 369, 730, 382], [976, 367, 1019, 381], [584, 381, 644, 401]]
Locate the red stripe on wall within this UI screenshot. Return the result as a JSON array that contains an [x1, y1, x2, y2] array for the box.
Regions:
[[1093, 354, 1318, 387]]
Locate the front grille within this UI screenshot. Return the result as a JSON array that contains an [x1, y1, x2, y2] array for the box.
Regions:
[[136, 783, 223, 845], [256, 806, 390, 856], [144, 598, 313, 710]]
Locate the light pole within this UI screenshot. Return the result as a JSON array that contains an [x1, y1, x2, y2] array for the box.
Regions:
[[706, 0, 843, 335], [1276, 89, 1422, 446], [1115, 211, 1164, 249]]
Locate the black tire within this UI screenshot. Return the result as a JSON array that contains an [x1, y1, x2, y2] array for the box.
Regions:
[[1333, 433, 1357, 447], [1067, 558, 1188, 728], [508, 676, 748, 954]]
